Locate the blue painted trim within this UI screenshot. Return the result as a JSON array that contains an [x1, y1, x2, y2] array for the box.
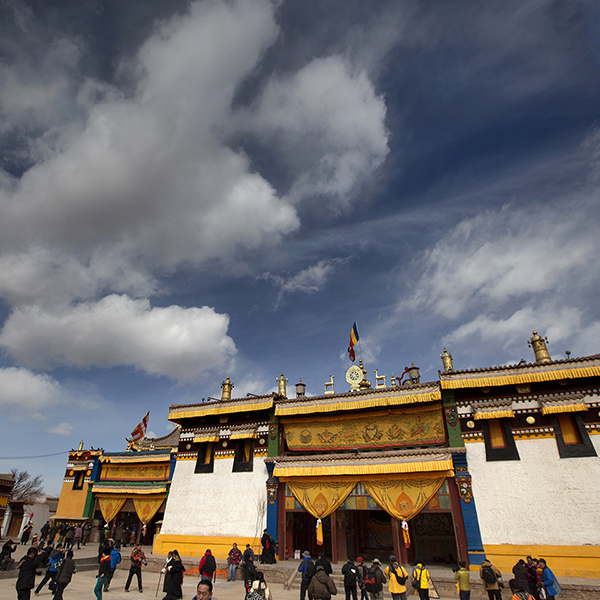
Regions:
[[452, 453, 486, 561]]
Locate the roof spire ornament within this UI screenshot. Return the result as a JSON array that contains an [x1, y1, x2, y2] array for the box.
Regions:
[[277, 372, 288, 399], [221, 376, 234, 401], [528, 331, 551, 364], [440, 348, 454, 373]]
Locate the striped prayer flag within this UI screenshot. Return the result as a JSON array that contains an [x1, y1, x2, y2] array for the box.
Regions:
[[130, 412, 149, 442]]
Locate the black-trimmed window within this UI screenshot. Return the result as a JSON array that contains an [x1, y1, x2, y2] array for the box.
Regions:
[[482, 419, 520, 461], [194, 443, 215, 473], [232, 439, 254, 472], [552, 414, 597, 459], [72, 472, 85, 490]]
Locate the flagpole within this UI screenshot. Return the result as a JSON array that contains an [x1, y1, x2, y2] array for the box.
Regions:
[[356, 321, 364, 364]]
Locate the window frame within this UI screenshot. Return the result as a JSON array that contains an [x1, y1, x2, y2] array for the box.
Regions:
[[552, 413, 597, 459], [482, 419, 520, 461], [194, 442, 215, 473], [232, 439, 254, 472]]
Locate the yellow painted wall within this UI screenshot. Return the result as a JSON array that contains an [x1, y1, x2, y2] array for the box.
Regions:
[[484, 544, 600, 578], [153, 533, 256, 559], [54, 481, 90, 519]]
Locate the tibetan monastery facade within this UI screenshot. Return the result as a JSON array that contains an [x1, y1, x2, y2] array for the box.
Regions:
[[440, 333, 600, 578], [155, 371, 482, 567]]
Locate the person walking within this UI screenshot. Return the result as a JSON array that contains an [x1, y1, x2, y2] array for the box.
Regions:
[[309, 565, 338, 600], [316, 552, 333, 575], [95, 551, 111, 600], [21, 524, 33, 545], [52, 549, 76, 600], [364, 558, 386, 600], [34, 543, 64, 595], [356, 558, 369, 600], [124, 545, 147, 593], [509, 579, 535, 600], [384, 554, 408, 600], [342, 557, 359, 600], [103, 542, 121, 591], [64, 524, 75, 550], [73, 525, 83, 550], [199, 548, 216, 581], [454, 561, 471, 600], [16, 547, 43, 600], [411, 561, 431, 600], [164, 549, 186, 600], [298, 551, 316, 600], [480, 559, 503, 600], [538, 559, 561, 600], [227, 542, 242, 581]]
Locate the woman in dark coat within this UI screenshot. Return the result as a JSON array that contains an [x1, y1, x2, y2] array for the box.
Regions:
[[164, 550, 185, 600]]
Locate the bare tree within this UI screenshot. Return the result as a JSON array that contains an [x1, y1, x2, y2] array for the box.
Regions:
[[10, 469, 45, 503]]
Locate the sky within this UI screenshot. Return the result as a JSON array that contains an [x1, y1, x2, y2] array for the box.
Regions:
[[1, 0, 600, 496]]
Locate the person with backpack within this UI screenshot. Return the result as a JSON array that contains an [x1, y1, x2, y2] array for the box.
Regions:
[[364, 558, 386, 600], [34, 543, 64, 595], [454, 561, 471, 600], [298, 551, 316, 600], [356, 558, 368, 600], [52, 549, 76, 600], [411, 561, 431, 600], [16, 546, 44, 600], [509, 578, 535, 600], [199, 549, 217, 581], [342, 557, 359, 600], [309, 564, 338, 600], [480, 559, 503, 600], [384, 554, 408, 600], [103, 542, 121, 591], [248, 570, 274, 600]]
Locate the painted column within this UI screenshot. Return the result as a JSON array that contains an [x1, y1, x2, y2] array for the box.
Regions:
[[452, 452, 486, 566], [265, 460, 279, 549]]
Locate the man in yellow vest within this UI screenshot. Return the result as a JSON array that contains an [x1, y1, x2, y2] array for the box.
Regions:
[[384, 555, 408, 600]]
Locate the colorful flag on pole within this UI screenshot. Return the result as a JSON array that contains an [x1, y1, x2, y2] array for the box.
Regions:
[[348, 322, 359, 362], [130, 412, 149, 442]]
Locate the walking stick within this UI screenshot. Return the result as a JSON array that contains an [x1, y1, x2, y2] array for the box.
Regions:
[[155, 571, 163, 597]]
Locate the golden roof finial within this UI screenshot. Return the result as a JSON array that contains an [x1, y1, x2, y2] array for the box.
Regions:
[[221, 376, 234, 401], [440, 348, 453, 373], [277, 372, 288, 399], [528, 331, 551, 364]]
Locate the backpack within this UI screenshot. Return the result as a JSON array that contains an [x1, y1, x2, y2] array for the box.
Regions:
[[364, 567, 382, 593], [390, 564, 407, 585], [203, 554, 216, 574], [481, 565, 497, 584], [343, 564, 358, 586], [305, 560, 316, 580]]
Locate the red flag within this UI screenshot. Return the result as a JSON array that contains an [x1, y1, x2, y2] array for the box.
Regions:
[[348, 322, 359, 362], [130, 412, 149, 442]]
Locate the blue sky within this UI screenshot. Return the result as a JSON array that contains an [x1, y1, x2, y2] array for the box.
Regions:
[[1, 0, 600, 496]]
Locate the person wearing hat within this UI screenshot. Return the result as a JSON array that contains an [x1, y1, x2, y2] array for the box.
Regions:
[[342, 557, 359, 600], [384, 555, 408, 600], [298, 551, 316, 600], [356, 558, 369, 600], [365, 558, 386, 600], [309, 564, 338, 600]]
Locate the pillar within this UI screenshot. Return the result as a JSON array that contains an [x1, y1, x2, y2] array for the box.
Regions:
[[265, 461, 279, 547]]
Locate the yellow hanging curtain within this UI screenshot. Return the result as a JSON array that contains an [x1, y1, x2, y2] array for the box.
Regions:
[[286, 480, 356, 519], [362, 477, 447, 521], [133, 495, 166, 524], [541, 402, 587, 415], [97, 496, 127, 524]]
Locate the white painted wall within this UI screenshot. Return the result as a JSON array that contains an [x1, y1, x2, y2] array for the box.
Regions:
[[161, 457, 268, 538], [466, 435, 600, 546]]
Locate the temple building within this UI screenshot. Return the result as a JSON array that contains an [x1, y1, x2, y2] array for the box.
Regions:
[[154, 331, 600, 578], [53, 429, 178, 544], [0, 473, 15, 532]]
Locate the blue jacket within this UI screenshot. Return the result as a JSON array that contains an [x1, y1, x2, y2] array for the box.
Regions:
[[48, 551, 63, 572], [542, 566, 561, 596], [110, 549, 121, 570]]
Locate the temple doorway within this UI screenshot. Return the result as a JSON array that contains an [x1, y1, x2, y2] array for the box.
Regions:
[[346, 510, 393, 561], [408, 512, 457, 565]]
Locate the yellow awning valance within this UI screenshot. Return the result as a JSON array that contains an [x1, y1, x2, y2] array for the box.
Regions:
[[229, 431, 258, 440], [541, 402, 588, 415], [99, 455, 171, 463], [169, 399, 273, 419], [275, 390, 441, 416], [193, 434, 220, 443], [441, 365, 600, 389], [92, 486, 167, 495], [273, 455, 454, 478], [474, 409, 514, 420]]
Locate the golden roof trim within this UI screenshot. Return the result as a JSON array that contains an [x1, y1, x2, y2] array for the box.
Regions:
[[169, 398, 274, 420]]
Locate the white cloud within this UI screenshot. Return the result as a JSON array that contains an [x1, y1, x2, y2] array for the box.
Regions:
[[0, 294, 237, 383], [238, 55, 389, 210], [261, 258, 348, 304], [0, 367, 61, 410], [47, 422, 73, 437]]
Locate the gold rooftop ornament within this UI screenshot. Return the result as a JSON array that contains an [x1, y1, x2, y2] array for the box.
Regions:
[[528, 331, 551, 364], [221, 376, 234, 401], [277, 372, 288, 398], [440, 348, 454, 373]]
